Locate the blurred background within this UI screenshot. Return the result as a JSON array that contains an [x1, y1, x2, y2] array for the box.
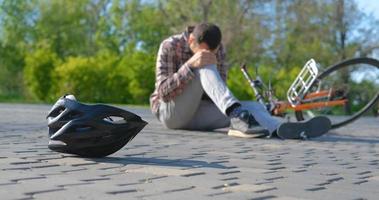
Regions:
[[0, 0, 378, 105]]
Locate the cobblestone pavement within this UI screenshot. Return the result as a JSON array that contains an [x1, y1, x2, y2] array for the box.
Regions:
[[0, 103, 378, 200]]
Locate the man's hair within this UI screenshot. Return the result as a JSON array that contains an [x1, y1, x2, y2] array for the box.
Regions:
[[192, 23, 221, 50]]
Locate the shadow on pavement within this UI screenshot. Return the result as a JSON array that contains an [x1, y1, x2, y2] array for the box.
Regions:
[[314, 133, 379, 144], [89, 156, 227, 169]]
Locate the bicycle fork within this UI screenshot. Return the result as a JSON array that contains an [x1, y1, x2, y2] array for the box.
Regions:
[[240, 64, 266, 106]]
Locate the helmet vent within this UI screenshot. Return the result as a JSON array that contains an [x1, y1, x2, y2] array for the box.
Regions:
[[103, 116, 127, 124], [50, 106, 65, 117], [61, 111, 82, 120]]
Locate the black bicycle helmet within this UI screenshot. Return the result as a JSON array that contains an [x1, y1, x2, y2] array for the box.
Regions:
[[46, 95, 147, 157]]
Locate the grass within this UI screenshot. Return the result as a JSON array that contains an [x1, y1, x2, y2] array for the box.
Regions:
[[0, 94, 150, 109], [0, 94, 37, 103]]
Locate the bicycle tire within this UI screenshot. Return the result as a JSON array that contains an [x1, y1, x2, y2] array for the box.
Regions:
[[295, 57, 379, 129]]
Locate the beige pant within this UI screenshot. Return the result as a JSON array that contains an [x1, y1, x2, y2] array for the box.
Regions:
[[157, 65, 280, 133]]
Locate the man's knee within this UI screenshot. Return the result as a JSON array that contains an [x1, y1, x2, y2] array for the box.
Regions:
[[160, 116, 187, 129], [158, 106, 191, 129]]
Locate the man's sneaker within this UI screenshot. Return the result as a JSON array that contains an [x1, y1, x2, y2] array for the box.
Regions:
[[277, 116, 331, 139], [227, 109, 269, 138]]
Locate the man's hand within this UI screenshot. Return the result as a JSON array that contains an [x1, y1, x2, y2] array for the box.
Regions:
[[186, 50, 217, 68]]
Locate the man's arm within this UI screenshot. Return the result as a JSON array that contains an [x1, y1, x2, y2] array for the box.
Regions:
[[156, 40, 195, 102]]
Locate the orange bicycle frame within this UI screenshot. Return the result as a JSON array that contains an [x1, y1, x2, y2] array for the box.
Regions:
[[273, 90, 347, 115]]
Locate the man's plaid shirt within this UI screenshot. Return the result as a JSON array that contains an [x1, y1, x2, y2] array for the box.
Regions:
[[150, 27, 228, 116]]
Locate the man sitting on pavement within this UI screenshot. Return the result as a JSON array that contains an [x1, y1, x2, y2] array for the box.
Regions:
[[150, 22, 331, 139]]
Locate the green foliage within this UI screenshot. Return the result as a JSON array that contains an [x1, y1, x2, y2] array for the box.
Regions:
[[123, 0, 171, 53], [34, 0, 102, 57], [118, 51, 155, 104], [350, 79, 379, 112], [0, 0, 378, 104], [227, 66, 255, 100], [0, 43, 25, 98], [53, 50, 154, 104], [227, 63, 301, 101], [23, 45, 60, 101], [53, 54, 116, 103]]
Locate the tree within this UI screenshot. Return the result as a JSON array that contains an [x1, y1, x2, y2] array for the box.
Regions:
[[0, 0, 34, 99], [0, 0, 378, 104]]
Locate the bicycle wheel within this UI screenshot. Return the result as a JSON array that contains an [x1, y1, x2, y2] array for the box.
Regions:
[[295, 57, 379, 129]]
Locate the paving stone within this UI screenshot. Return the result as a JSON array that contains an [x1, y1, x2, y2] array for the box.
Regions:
[[0, 103, 378, 199], [125, 166, 203, 176]]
